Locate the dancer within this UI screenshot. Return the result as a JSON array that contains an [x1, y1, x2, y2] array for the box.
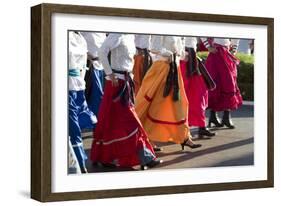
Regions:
[[180, 37, 216, 139], [135, 35, 201, 150], [68, 31, 97, 173], [132, 34, 152, 95], [90, 33, 162, 170], [80, 32, 106, 117], [201, 37, 242, 129]]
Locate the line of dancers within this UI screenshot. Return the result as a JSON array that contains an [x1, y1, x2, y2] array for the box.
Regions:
[[68, 31, 243, 173]]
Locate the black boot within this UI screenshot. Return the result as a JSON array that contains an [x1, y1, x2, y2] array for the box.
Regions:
[[198, 127, 216, 139], [141, 159, 163, 170], [80, 167, 88, 173], [208, 110, 223, 128], [222, 110, 235, 129]]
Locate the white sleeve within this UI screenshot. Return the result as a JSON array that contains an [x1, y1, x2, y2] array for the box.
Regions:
[[231, 39, 240, 52], [177, 37, 185, 60], [91, 34, 101, 55], [150, 35, 162, 53], [185, 37, 198, 50], [150, 35, 173, 57], [82, 32, 101, 56], [80, 32, 92, 53], [68, 32, 88, 71], [98, 34, 122, 75], [200, 37, 211, 48]]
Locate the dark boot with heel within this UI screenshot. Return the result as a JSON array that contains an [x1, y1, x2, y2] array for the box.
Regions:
[[208, 110, 223, 128], [221, 110, 235, 129], [198, 127, 216, 139], [180, 139, 202, 150], [141, 159, 163, 170]]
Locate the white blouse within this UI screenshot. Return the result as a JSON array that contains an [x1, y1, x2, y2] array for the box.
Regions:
[[80, 32, 106, 70], [201, 37, 240, 52], [68, 31, 88, 91], [134, 34, 151, 49], [98, 34, 135, 76], [150, 35, 185, 63], [185, 37, 198, 50]]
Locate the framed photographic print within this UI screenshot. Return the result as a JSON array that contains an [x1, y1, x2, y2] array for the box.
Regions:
[[31, 3, 274, 202]]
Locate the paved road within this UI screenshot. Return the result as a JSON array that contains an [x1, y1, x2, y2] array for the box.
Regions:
[[82, 103, 254, 173]]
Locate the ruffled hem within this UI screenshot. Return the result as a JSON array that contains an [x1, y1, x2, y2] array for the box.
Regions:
[[91, 127, 153, 167]]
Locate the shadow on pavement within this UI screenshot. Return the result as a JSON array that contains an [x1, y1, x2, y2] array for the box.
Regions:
[[209, 153, 254, 167], [155, 137, 254, 168], [81, 104, 254, 173], [84, 137, 254, 172]]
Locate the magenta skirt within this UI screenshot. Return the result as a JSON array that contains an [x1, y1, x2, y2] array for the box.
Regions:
[[180, 60, 208, 127], [205, 45, 243, 111]]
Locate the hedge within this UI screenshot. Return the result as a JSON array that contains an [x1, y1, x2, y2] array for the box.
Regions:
[[197, 52, 254, 101]]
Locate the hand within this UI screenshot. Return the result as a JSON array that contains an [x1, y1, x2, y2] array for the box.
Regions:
[[166, 55, 173, 63], [208, 47, 217, 53], [161, 50, 173, 63], [87, 52, 94, 66], [87, 52, 95, 60], [231, 50, 237, 55], [108, 73, 119, 87]]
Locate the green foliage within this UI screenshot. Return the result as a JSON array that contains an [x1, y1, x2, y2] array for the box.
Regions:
[[197, 52, 254, 101], [236, 53, 254, 64], [197, 51, 209, 60]]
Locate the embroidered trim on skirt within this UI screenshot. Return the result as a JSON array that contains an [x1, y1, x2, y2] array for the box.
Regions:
[[90, 79, 155, 167], [135, 60, 191, 144]]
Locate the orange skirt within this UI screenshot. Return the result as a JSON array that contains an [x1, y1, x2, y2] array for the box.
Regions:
[[132, 54, 144, 95], [135, 60, 190, 144]]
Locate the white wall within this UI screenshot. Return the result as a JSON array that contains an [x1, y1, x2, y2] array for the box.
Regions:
[[0, 0, 279, 205]]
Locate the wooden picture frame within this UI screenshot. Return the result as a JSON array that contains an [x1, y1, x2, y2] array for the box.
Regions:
[[31, 3, 274, 202]]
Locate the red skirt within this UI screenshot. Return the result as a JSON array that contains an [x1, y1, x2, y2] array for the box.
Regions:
[[180, 60, 208, 127], [205, 45, 243, 111], [90, 79, 155, 167]]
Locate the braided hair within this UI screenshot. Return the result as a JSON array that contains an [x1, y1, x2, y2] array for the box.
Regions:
[[163, 53, 180, 101]]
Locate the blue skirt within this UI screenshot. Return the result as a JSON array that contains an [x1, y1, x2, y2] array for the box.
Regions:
[[85, 68, 105, 121], [69, 90, 97, 170]]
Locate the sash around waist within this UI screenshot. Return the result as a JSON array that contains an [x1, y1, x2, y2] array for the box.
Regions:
[[112, 69, 131, 75], [136, 47, 149, 55], [105, 69, 133, 80], [69, 69, 81, 77]]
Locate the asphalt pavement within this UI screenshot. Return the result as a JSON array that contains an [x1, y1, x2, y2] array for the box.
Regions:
[[82, 103, 254, 173]]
